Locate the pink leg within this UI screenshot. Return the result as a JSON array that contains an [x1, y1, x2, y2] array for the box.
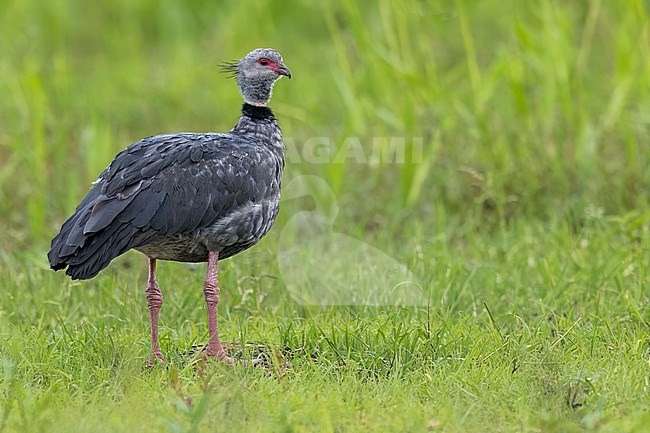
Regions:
[[203, 251, 233, 364], [146, 258, 165, 365]]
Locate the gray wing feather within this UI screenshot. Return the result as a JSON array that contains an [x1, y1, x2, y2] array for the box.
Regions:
[[48, 133, 278, 279]]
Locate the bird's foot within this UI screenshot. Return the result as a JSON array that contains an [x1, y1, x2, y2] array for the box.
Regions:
[[147, 350, 166, 367], [203, 347, 262, 366], [216, 351, 235, 365], [204, 348, 234, 365]]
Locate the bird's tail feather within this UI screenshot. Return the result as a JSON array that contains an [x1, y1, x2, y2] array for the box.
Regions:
[[49, 208, 155, 280]]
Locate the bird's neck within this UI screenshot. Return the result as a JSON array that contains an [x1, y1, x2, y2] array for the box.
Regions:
[[238, 76, 276, 106], [241, 103, 275, 120], [231, 104, 283, 152]]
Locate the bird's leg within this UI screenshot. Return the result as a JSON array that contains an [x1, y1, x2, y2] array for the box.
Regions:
[[145, 258, 165, 365], [203, 251, 233, 364]]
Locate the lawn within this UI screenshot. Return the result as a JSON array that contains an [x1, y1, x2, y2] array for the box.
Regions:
[[0, 1, 649, 432]]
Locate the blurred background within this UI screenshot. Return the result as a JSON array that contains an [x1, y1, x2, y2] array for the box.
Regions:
[[1, 0, 647, 257], [0, 3, 648, 430]]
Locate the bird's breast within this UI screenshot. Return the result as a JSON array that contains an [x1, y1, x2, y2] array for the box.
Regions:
[[194, 196, 281, 255], [135, 196, 281, 263]]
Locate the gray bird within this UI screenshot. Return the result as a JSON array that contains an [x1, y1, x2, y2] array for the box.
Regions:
[[48, 48, 291, 364]]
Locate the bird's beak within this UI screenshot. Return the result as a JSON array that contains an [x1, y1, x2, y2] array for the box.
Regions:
[[276, 64, 292, 79]]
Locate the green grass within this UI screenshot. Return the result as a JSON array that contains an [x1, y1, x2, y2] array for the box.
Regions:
[[0, 0, 649, 432]]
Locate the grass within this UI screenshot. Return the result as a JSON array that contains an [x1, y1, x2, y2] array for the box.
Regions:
[[0, 0, 649, 432]]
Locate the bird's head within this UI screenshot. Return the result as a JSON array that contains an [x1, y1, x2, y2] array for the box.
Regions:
[[221, 48, 291, 107]]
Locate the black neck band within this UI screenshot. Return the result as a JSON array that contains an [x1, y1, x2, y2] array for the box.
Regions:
[[242, 103, 275, 120]]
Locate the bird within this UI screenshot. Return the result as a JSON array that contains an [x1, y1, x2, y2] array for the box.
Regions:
[[278, 175, 423, 306], [48, 48, 291, 365]]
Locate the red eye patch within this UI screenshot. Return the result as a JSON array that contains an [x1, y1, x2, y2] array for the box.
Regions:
[[257, 58, 277, 67]]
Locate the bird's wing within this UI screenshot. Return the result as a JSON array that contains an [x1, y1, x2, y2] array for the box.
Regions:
[[48, 132, 281, 279], [107, 133, 280, 235]]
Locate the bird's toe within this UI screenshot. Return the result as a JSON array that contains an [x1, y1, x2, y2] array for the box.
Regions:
[[148, 350, 166, 366]]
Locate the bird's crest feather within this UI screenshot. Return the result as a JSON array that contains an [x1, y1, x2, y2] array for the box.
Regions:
[[219, 60, 238, 79]]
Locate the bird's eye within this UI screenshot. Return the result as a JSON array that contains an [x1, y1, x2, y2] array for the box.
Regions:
[[258, 58, 270, 66]]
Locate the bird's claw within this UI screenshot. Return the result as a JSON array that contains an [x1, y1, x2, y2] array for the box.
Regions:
[[147, 350, 166, 367], [204, 349, 262, 367], [218, 352, 235, 365]]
